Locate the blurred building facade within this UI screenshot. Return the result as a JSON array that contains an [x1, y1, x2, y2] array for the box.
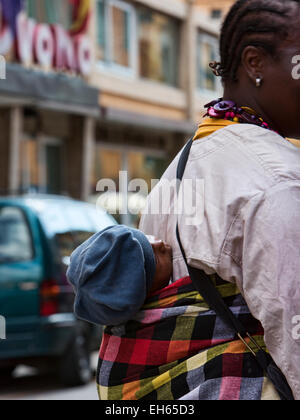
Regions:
[[195, 0, 233, 21], [0, 0, 225, 213], [0, 0, 98, 201]]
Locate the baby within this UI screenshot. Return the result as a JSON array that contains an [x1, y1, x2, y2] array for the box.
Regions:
[[67, 225, 173, 326], [146, 235, 173, 294]]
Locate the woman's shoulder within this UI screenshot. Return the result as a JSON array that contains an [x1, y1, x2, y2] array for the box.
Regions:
[[191, 123, 300, 186]]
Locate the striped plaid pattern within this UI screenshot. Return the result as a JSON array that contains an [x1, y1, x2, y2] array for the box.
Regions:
[[97, 276, 280, 400]]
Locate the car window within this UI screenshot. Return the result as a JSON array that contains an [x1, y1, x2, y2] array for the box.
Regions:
[[0, 207, 34, 264], [27, 199, 116, 237], [55, 230, 96, 273], [55, 231, 95, 259]]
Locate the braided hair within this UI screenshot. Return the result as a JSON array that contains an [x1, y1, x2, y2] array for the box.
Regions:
[[212, 0, 300, 83]]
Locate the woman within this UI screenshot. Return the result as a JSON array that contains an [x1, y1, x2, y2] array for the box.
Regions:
[[140, 0, 300, 400]]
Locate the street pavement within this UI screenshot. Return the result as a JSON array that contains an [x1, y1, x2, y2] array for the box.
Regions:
[[0, 353, 99, 401]]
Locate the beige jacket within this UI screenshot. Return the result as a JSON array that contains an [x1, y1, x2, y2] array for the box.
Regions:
[[140, 123, 300, 400]]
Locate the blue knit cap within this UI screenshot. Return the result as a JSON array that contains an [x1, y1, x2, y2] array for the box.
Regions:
[[67, 225, 156, 326]]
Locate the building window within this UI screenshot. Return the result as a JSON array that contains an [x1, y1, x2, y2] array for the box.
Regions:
[[211, 9, 222, 20], [20, 135, 64, 195], [96, 0, 136, 73], [96, 0, 180, 85], [20, 137, 39, 193], [137, 7, 180, 87], [26, 0, 72, 29], [39, 137, 64, 195], [197, 33, 219, 92]]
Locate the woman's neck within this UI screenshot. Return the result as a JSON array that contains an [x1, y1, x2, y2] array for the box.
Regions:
[[222, 87, 281, 134]]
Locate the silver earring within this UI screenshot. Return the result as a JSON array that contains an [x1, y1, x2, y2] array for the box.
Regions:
[[256, 77, 262, 87]]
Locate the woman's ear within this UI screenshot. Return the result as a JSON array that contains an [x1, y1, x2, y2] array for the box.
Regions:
[[241, 46, 265, 86]]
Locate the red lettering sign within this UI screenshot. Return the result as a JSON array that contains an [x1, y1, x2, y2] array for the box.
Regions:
[[0, 22, 13, 55], [16, 11, 35, 65], [15, 12, 92, 76], [52, 24, 75, 71], [34, 24, 54, 69], [74, 35, 92, 76]]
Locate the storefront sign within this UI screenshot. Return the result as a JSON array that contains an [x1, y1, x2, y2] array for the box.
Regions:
[[0, 9, 92, 76], [17, 12, 92, 76], [0, 22, 13, 56]]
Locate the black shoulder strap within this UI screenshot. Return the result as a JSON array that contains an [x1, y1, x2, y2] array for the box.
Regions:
[[175, 139, 294, 401]]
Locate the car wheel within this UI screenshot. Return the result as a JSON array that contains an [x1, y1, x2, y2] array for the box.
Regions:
[[58, 323, 92, 387]]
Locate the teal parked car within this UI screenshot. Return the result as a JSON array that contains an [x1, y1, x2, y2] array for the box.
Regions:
[[0, 195, 117, 386]]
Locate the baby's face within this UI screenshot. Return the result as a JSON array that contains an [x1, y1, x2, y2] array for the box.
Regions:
[[147, 237, 173, 293]]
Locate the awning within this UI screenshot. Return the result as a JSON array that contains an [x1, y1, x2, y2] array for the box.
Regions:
[[0, 63, 100, 117], [100, 106, 197, 134]]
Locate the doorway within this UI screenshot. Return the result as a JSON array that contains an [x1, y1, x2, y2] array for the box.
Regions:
[[39, 136, 64, 195]]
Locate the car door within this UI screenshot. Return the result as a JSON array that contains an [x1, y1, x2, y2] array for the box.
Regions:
[[0, 204, 44, 337]]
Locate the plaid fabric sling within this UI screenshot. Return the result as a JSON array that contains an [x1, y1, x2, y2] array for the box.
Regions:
[[97, 276, 280, 400]]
